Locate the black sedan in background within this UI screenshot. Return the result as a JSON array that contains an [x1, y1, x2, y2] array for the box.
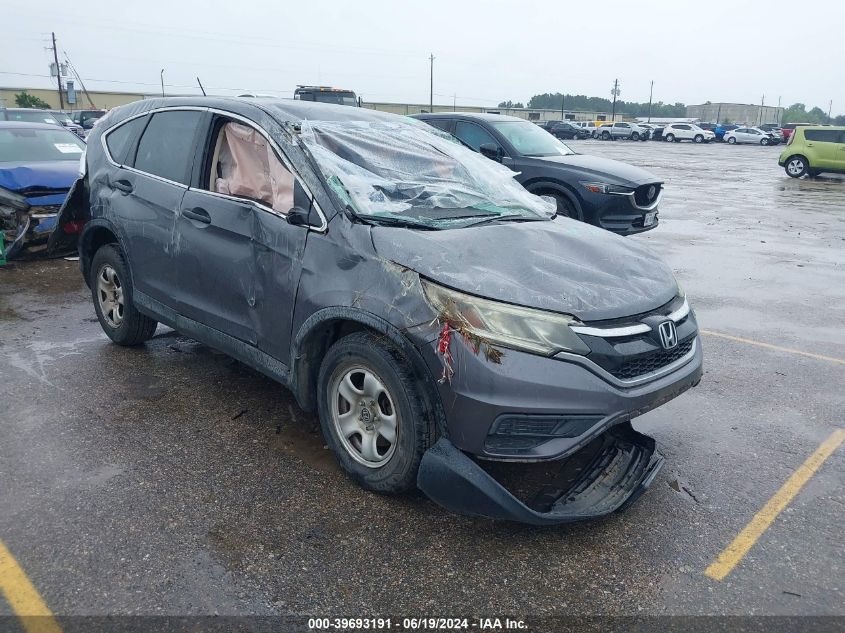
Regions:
[[413, 113, 663, 235], [537, 120, 590, 140]]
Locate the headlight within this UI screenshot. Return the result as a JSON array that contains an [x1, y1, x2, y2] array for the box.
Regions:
[[0, 187, 30, 213], [422, 280, 591, 356], [580, 181, 633, 195]]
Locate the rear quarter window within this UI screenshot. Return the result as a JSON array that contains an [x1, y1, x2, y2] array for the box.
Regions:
[[804, 129, 840, 143], [105, 116, 148, 165]]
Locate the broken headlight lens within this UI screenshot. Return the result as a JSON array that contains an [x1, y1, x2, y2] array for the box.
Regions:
[[0, 187, 29, 213], [580, 182, 633, 195], [422, 280, 591, 356]]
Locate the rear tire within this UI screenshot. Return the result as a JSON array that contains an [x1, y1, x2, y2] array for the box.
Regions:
[[601, 131, 610, 140], [317, 331, 436, 493], [90, 244, 157, 346], [784, 156, 809, 178], [665, 133, 675, 142]]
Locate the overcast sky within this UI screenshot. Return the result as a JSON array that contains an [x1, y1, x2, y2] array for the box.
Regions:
[[3, 0, 843, 114]]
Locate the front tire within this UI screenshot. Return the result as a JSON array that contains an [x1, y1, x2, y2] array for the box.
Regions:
[[694, 134, 704, 143], [601, 131, 610, 140], [665, 133, 675, 142], [317, 331, 436, 493], [784, 156, 809, 178], [727, 136, 737, 144], [631, 132, 640, 141], [90, 244, 157, 346], [760, 138, 769, 146]]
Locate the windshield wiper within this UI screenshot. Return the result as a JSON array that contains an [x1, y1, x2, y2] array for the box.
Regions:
[[462, 215, 546, 228], [358, 215, 441, 230]]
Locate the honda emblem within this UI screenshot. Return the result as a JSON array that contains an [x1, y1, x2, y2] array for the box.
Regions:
[[658, 320, 678, 350]]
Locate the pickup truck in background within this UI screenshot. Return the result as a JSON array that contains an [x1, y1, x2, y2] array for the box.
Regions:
[[597, 121, 650, 141]]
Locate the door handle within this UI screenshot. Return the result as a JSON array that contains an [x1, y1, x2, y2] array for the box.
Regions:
[[182, 207, 211, 224], [110, 179, 133, 194]]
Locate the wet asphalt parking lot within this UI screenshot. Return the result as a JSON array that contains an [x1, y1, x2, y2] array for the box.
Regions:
[[1, 138, 843, 626]]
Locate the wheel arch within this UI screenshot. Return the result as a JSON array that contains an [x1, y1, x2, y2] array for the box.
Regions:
[[522, 179, 584, 218], [79, 219, 125, 287], [290, 307, 446, 433]]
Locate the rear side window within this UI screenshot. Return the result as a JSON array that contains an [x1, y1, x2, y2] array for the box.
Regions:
[[454, 121, 498, 151], [804, 129, 840, 143], [425, 119, 453, 133], [133, 111, 203, 185], [105, 117, 147, 165]]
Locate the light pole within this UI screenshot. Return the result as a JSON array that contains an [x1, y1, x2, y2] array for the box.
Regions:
[[429, 54, 434, 112], [610, 79, 620, 121], [160, 69, 165, 97], [647, 80, 653, 123]]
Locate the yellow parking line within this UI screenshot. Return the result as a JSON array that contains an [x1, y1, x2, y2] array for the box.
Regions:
[[700, 329, 845, 365], [0, 539, 61, 633], [705, 428, 845, 581]]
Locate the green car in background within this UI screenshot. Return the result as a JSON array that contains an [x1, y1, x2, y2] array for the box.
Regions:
[[779, 126, 845, 178]]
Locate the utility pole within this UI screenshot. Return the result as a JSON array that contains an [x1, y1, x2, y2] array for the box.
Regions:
[[777, 95, 782, 125], [759, 94, 764, 125], [160, 69, 165, 97], [453, 93, 456, 110], [610, 79, 620, 121], [561, 93, 565, 120], [647, 80, 653, 122], [429, 53, 434, 112], [828, 100, 833, 122], [51, 32, 64, 109]]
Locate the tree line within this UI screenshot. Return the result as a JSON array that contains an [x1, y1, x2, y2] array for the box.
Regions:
[[499, 92, 845, 125], [499, 93, 686, 118]]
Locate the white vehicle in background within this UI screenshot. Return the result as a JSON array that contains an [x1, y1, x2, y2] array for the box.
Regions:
[[723, 126, 776, 146], [662, 123, 715, 143]]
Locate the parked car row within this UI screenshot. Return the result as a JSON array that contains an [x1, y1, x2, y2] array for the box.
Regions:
[[538, 119, 791, 147], [0, 108, 84, 138]]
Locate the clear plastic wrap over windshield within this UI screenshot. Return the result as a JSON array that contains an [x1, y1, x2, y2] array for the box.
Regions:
[[299, 119, 555, 220]]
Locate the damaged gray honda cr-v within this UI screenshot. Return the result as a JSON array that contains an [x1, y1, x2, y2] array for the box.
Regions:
[[50, 97, 702, 525]]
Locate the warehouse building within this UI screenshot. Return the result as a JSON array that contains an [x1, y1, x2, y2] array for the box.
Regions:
[[1, 86, 614, 123], [686, 102, 784, 125]]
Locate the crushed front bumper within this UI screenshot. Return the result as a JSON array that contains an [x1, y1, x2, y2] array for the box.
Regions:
[[418, 421, 663, 525]]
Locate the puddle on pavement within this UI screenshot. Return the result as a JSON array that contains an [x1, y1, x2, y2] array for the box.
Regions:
[[270, 411, 339, 475]]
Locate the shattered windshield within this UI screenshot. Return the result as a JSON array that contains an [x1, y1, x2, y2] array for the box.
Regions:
[[489, 120, 576, 157], [299, 118, 555, 227]]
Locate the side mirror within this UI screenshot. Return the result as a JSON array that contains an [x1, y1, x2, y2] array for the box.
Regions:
[[287, 206, 312, 226], [287, 180, 314, 227], [82, 119, 95, 130], [479, 143, 502, 162]]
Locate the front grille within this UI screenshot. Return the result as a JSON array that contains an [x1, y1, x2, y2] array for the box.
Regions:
[[610, 339, 694, 380], [634, 183, 661, 206]]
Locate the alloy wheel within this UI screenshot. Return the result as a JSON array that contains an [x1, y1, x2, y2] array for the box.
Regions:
[[329, 364, 398, 468], [786, 158, 806, 177], [97, 264, 124, 328]]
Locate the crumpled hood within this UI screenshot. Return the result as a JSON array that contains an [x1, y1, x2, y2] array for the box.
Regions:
[[0, 161, 79, 194], [522, 153, 660, 186], [371, 219, 679, 322]]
